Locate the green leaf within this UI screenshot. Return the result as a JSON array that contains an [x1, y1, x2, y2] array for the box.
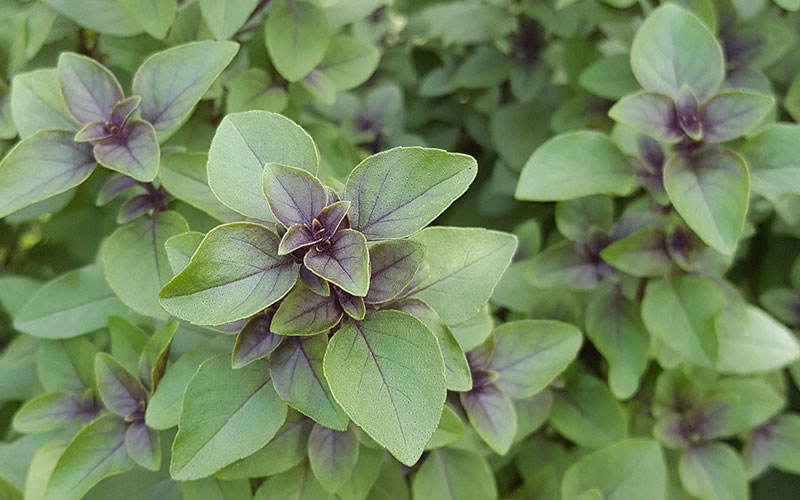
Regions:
[[265, 0, 331, 82], [579, 54, 640, 100], [133, 41, 239, 131], [159, 222, 298, 325], [57, 52, 123, 124], [44, 415, 135, 500], [270, 334, 349, 430], [253, 463, 335, 500], [43, 0, 142, 36], [708, 378, 783, 433], [716, 305, 800, 374], [232, 312, 283, 369], [160, 153, 242, 223], [164, 231, 205, 275], [702, 91, 773, 143], [526, 240, 605, 290], [0, 130, 96, 218], [550, 374, 627, 448], [585, 289, 650, 399], [772, 414, 800, 474], [125, 420, 161, 471], [12, 392, 83, 433], [408, 227, 517, 324], [515, 131, 636, 201], [11, 69, 78, 138], [317, 35, 380, 91], [561, 439, 667, 500], [24, 437, 68, 500], [642, 276, 725, 367], [630, 4, 724, 101], [93, 120, 160, 182], [488, 320, 583, 398], [679, 443, 747, 500], [554, 196, 614, 241], [308, 424, 359, 493], [95, 352, 148, 419], [426, 405, 466, 449], [300, 70, 338, 106], [15, 265, 127, 339], [343, 147, 476, 240], [145, 349, 213, 430], [138, 321, 178, 392], [336, 445, 383, 500], [460, 384, 517, 455], [226, 68, 289, 114], [304, 229, 370, 297], [271, 284, 342, 336], [608, 92, 682, 143], [739, 123, 800, 202], [323, 311, 446, 465], [412, 448, 497, 500], [600, 227, 673, 277], [118, 0, 176, 39], [107, 316, 149, 376], [171, 354, 287, 480], [207, 111, 319, 220], [262, 162, 328, 228], [37, 338, 96, 394], [664, 148, 749, 255], [180, 477, 252, 500], [365, 240, 424, 305], [104, 211, 190, 319], [199, 0, 259, 40]]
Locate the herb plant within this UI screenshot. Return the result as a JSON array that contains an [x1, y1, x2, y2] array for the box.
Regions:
[[1, 1, 800, 500]]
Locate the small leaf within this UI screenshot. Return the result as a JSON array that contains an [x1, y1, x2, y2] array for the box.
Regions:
[[57, 52, 123, 124], [323, 310, 446, 465], [159, 222, 298, 325], [460, 384, 517, 455], [608, 91, 682, 143], [308, 424, 359, 493], [133, 41, 239, 131], [426, 405, 466, 450], [95, 353, 148, 420], [300, 266, 330, 297], [702, 91, 774, 143], [93, 120, 159, 182], [554, 196, 614, 242], [600, 227, 673, 277], [772, 414, 800, 474], [579, 54, 640, 100], [663, 148, 749, 255], [365, 240, 424, 305], [227, 67, 289, 113], [526, 240, 608, 290], [335, 288, 366, 320], [412, 448, 497, 500], [279, 224, 316, 255], [13, 392, 83, 433], [171, 354, 287, 480], [145, 349, 213, 430], [138, 321, 178, 392], [253, 463, 335, 500], [232, 312, 283, 369], [265, 0, 331, 82], [107, 317, 149, 376], [199, 0, 259, 40], [515, 131, 636, 201], [344, 147, 477, 239], [37, 338, 96, 394], [304, 229, 370, 297], [739, 123, 800, 202], [164, 231, 204, 275], [679, 443, 747, 500], [317, 35, 380, 91], [262, 162, 328, 228], [125, 420, 161, 471], [270, 334, 349, 430], [272, 283, 343, 336], [550, 374, 627, 449]]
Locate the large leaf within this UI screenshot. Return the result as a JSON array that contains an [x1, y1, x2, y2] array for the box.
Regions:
[[515, 131, 636, 201], [159, 222, 298, 325], [411, 448, 497, 500], [262, 162, 328, 228], [408, 227, 517, 324], [104, 211, 190, 319], [343, 147, 477, 239], [15, 265, 127, 339], [11, 69, 79, 138], [488, 320, 583, 398], [323, 311, 446, 465], [0, 131, 96, 218], [739, 123, 800, 202], [118, 0, 176, 39], [561, 439, 667, 500], [608, 91, 682, 143], [630, 4, 724, 101], [42, 0, 142, 36], [304, 229, 370, 297], [44, 415, 135, 500], [702, 91, 773, 143], [550, 374, 627, 449], [460, 384, 517, 455], [663, 148, 749, 255], [37, 338, 96, 395], [159, 153, 241, 223], [171, 354, 287, 480], [716, 305, 800, 374], [198, 0, 259, 40], [132, 41, 239, 131], [265, 0, 331, 82], [232, 312, 283, 369], [57, 52, 123, 124], [317, 35, 380, 91], [307, 424, 359, 493], [270, 334, 349, 430], [679, 443, 747, 500], [207, 111, 319, 220]]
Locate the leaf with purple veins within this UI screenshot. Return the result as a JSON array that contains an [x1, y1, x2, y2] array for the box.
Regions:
[[300, 266, 330, 297], [460, 383, 517, 455], [279, 223, 317, 255], [58, 52, 123, 124], [365, 240, 424, 304], [232, 312, 284, 369], [335, 287, 365, 320], [126, 420, 161, 471], [307, 424, 360, 493], [316, 200, 351, 236], [304, 229, 370, 297], [95, 353, 148, 421], [271, 283, 343, 336], [263, 162, 328, 228], [94, 120, 160, 182]]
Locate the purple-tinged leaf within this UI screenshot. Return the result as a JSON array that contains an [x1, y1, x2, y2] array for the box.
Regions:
[[133, 41, 239, 131], [94, 120, 160, 182], [117, 194, 153, 224], [95, 352, 148, 421], [304, 229, 370, 297], [676, 86, 702, 140], [110, 95, 141, 127], [97, 174, 140, 206], [686, 395, 739, 440], [335, 288, 365, 320], [57, 52, 123, 124], [300, 265, 330, 297], [667, 226, 704, 272], [139, 321, 178, 392], [262, 162, 328, 228], [271, 334, 349, 430], [12, 392, 84, 433], [75, 121, 112, 142], [279, 224, 317, 255], [460, 383, 517, 455], [527, 239, 613, 290], [654, 413, 691, 449], [316, 200, 351, 235], [0, 130, 97, 218], [701, 91, 773, 143], [307, 424, 359, 493], [126, 420, 161, 471], [232, 312, 283, 369], [344, 147, 477, 239], [600, 227, 673, 277], [365, 240, 424, 304], [271, 283, 343, 336], [608, 91, 682, 143]]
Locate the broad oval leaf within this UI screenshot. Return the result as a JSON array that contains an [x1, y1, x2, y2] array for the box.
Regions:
[[11, 68, 79, 138], [412, 448, 497, 500], [344, 147, 477, 239], [12, 392, 83, 433], [740, 123, 800, 202], [307, 424, 359, 493], [608, 91, 682, 143], [170, 354, 287, 480], [262, 162, 328, 228], [207, 111, 319, 220], [232, 312, 283, 369], [271, 284, 343, 336], [159, 222, 299, 325], [95, 353, 147, 420], [253, 463, 334, 500], [550, 374, 627, 449], [132, 41, 239, 131], [117, 0, 176, 39], [265, 0, 331, 82], [365, 240, 425, 305], [460, 384, 517, 455], [57, 52, 123, 124], [317, 35, 380, 92], [125, 420, 161, 471], [145, 349, 214, 430], [164, 231, 204, 275], [93, 120, 160, 182], [716, 305, 800, 374], [159, 153, 242, 223], [304, 229, 370, 297], [323, 311, 446, 466], [515, 131, 636, 201], [702, 91, 774, 143], [679, 443, 747, 500], [663, 148, 749, 255], [199, 0, 259, 40]]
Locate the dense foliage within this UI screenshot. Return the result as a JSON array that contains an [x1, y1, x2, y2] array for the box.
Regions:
[[1, 0, 800, 499]]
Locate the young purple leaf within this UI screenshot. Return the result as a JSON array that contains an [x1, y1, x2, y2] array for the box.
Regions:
[[307, 424, 360, 493], [75, 121, 113, 142], [57, 52, 123, 124], [304, 229, 370, 297], [460, 383, 517, 455], [316, 200, 351, 235], [138, 321, 178, 392], [97, 174, 140, 206], [701, 91, 774, 143], [654, 413, 691, 449], [608, 92, 682, 143], [686, 395, 740, 441], [300, 265, 330, 297], [263, 162, 328, 228], [676, 86, 702, 140], [334, 287, 366, 320], [365, 240, 425, 304], [110, 95, 141, 127], [126, 420, 161, 471], [279, 224, 317, 255], [94, 120, 160, 182], [116, 194, 153, 224], [95, 352, 148, 421], [232, 311, 284, 369], [271, 283, 343, 336]]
